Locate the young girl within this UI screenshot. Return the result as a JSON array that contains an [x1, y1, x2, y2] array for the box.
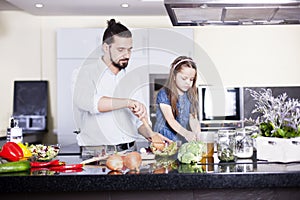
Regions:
[[154, 56, 201, 143]]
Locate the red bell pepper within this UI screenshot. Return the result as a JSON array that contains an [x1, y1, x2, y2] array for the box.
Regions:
[[0, 142, 24, 161], [30, 159, 66, 168]]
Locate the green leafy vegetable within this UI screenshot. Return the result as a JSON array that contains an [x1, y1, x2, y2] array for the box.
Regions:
[[177, 141, 205, 164]]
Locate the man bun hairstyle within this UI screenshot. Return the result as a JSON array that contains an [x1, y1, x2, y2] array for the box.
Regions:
[[102, 19, 132, 45]]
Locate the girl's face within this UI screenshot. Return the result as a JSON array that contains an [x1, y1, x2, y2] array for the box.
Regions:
[[174, 66, 196, 95]]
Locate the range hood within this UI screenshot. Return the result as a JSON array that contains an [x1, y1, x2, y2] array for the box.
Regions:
[[164, 0, 300, 25]]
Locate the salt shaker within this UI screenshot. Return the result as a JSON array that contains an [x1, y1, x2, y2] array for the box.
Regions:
[[10, 120, 23, 143]]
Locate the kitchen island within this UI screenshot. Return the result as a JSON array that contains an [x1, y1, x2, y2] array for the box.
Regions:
[[0, 152, 300, 199]]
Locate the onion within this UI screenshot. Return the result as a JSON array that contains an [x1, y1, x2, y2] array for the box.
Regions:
[[106, 154, 123, 171], [123, 152, 142, 171]]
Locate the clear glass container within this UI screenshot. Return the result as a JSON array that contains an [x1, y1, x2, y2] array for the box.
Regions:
[[198, 131, 215, 157], [217, 129, 236, 162], [235, 128, 254, 158], [245, 125, 259, 151]]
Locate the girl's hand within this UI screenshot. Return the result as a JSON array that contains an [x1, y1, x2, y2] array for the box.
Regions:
[[196, 132, 202, 141], [184, 131, 197, 142]]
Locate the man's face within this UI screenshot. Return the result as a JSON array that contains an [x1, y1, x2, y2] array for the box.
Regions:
[[108, 35, 133, 70]]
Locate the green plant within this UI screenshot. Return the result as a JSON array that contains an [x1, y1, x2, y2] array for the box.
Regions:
[[246, 88, 300, 138]]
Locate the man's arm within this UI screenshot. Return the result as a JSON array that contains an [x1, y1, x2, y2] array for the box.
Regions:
[[97, 96, 147, 119], [137, 120, 172, 144]]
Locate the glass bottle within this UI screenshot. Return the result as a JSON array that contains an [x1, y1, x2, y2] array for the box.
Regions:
[[217, 129, 236, 162]]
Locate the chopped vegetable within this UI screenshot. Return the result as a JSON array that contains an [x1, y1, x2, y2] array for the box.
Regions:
[[150, 142, 178, 157], [28, 144, 60, 161]]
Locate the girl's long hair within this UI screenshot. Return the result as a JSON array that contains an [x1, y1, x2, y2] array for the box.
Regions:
[[164, 56, 199, 119]]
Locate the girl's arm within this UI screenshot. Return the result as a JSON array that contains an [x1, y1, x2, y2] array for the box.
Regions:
[[159, 103, 196, 142], [189, 114, 201, 133]]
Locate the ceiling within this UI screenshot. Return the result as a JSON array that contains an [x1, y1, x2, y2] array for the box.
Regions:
[[2, 0, 300, 26], [0, 0, 167, 16]]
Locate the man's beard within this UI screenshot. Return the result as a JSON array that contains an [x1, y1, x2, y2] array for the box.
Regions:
[[109, 49, 129, 70], [111, 58, 129, 70]]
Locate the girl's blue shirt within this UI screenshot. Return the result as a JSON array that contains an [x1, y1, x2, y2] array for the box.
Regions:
[[153, 88, 191, 142]]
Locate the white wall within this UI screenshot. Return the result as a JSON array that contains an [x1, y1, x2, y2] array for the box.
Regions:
[[0, 11, 300, 143], [194, 25, 300, 87]]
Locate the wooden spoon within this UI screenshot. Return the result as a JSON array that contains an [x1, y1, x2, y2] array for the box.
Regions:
[[80, 155, 108, 165]]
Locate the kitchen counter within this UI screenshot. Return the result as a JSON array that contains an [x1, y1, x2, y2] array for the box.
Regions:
[[1, 152, 300, 199]]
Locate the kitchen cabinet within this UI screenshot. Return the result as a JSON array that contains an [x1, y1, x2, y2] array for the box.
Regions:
[[57, 59, 95, 153], [57, 28, 102, 59], [57, 28, 193, 153]]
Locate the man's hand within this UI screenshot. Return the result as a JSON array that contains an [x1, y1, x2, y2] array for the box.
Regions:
[[150, 132, 172, 144], [149, 132, 173, 151], [128, 99, 147, 119]]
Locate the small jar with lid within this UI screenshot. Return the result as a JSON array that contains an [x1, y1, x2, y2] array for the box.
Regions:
[[217, 129, 236, 162], [235, 128, 254, 159]]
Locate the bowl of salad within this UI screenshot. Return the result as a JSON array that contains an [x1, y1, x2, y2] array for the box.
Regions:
[[150, 141, 179, 157], [28, 144, 60, 161]]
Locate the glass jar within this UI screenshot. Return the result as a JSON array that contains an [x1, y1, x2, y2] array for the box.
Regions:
[[235, 128, 254, 158], [217, 129, 236, 162], [245, 125, 259, 151]]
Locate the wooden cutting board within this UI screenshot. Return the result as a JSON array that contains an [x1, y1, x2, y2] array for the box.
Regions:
[[81, 151, 155, 165]]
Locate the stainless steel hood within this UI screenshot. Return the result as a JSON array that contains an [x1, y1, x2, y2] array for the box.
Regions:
[[164, 0, 300, 25]]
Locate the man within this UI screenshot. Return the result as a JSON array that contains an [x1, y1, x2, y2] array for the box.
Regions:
[[73, 19, 169, 154]]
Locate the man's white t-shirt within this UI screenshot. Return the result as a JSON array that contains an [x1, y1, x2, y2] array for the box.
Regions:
[[73, 58, 145, 146]]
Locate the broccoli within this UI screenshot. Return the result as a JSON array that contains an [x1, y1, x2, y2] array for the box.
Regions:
[[177, 141, 205, 164]]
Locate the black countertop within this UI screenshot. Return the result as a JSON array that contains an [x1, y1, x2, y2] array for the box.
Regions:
[[1, 152, 300, 193]]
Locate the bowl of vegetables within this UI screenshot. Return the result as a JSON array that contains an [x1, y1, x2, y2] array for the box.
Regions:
[[28, 144, 60, 161], [150, 141, 179, 157]]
